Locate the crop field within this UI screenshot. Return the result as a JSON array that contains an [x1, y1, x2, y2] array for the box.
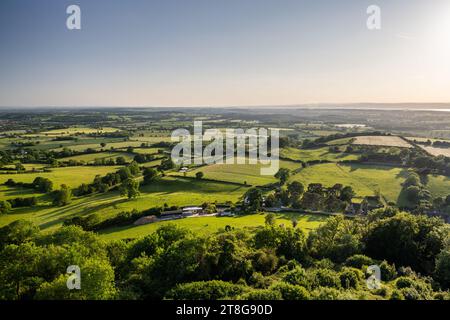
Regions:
[[99, 212, 328, 241], [353, 136, 412, 148], [419, 146, 450, 157], [39, 127, 120, 135], [326, 138, 355, 145], [173, 160, 302, 186], [0, 166, 121, 188], [280, 147, 358, 162]]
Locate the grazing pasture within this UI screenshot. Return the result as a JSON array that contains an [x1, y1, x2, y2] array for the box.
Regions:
[[0, 177, 249, 231], [0, 166, 121, 188], [289, 163, 407, 203], [173, 160, 302, 186], [280, 147, 358, 162], [60, 152, 135, 163], [99, 212, 328, 241], [353, 136, 412, 148]]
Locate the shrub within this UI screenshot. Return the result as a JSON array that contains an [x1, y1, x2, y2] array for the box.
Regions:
[[282, 266, 308, 287], [240, 289, 282, 300], [339, 267, 363, 289], [166, 280, 247, 300], [344, 254, 374, 269], [270, 282, 310, 300], [310, 268, 341, 289]]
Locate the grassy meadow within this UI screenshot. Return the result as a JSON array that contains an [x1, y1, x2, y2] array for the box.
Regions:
[[99, 211, 328, 241]]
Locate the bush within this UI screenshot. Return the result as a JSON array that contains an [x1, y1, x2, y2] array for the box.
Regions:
[[339, 267, 363, 289], [0, 200, 12, 215], [311, 287, 341, 300], [282, 266, 308, 287], [379, 260, 397, 282], [270, 282, 310, 300], [344, 254, 374, 269], [240, 289, 282, 300], [310, 268, 341, 289], [166, 280, 247, 300]]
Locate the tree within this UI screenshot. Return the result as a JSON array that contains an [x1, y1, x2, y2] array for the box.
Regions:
[[0, 220, 39, 248], [340, 186, 355, 202], [243, 188, 264, 212], [308, 215, 363, 262], [35, 258, 117, 300], [116, 156, 127, 165], [265, 213, 276, 226], [365, 213, 446, 274], [287, 181, 304, 200], [275, 168, 290, 186], [128, 161, 141, 176], [0, 200, 12, 215], [33, 177, 53, 193], [143, 168, 158, 185], [52, 185, 72, 206], [406, 185, 421, 203], [15, 163, 25, 172], [159, 158, 175, 171], [100, 142, 107, 148], [435, 249, 450, 289], [120, 178, 140, 199], [0, 242, 42, 299], [195, 171, 204, 180]]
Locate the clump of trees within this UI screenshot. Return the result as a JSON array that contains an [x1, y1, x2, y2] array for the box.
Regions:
[[264, 180, 355, 213], [4, 177, 53, 193]]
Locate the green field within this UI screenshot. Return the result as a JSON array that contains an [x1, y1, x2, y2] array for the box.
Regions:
[[0, 166, 121, 189], [60, 152, 135, 163], [99, 212, 328, 241], [289, 163, 450, 205], [39, 127, 120, 135], [289, 163, 406, 202], [426, 175, 450, 198], [280, 147, 358, 162], [173, 160, 302, 186]]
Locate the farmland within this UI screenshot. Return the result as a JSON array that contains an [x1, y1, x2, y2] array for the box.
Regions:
[[99, 211, 327, 241], [1, 108, 450, 243], [172, 159, 302, 186], [353, 135, 412, 148], [280, 146, 358, 162], [0, 166, 121, 188], [419, 146, 450, 157]]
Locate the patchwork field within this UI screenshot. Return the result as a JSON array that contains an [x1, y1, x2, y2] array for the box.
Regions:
[[353, 136, 412, 148], [60, 152, 135, 163], [40, 127, 120, 135], [289, 163, 406, 203], [99, 212, 328, 241], [0, 166, 121, 188], [419, 146, 450, 157], [280, 147, 358, 162], [172, 160, 302, 186], [0, 177, 250, 231]]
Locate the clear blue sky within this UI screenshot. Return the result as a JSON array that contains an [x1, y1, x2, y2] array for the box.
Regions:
[[1, 0, 449, 107]]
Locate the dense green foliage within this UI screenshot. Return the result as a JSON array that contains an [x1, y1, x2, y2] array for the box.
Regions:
[[1, 208, 449, 300]]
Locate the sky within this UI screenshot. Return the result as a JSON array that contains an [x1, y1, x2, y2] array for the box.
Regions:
[[0, 0, 450, 107]]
